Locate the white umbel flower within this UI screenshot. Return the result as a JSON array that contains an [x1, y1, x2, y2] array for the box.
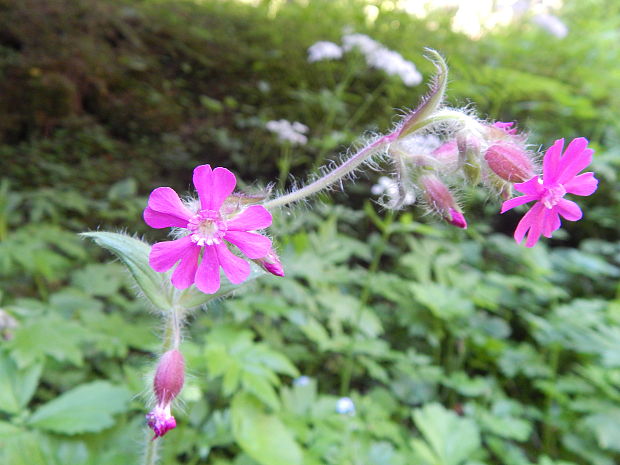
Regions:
[[307, 41, 343, 62]]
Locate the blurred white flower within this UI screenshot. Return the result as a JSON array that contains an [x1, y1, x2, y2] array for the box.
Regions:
[[341, 32, 422, 86], [532, 13, 568, 38], [266, 119, 309, 145], [307, 41, 343, 63], [293, 375, 311, 386], [371, 176, 415, 206], [336, 397, 356, 415]]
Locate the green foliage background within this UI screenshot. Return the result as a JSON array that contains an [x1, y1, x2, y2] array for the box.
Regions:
[[1, 0, 619, 464]]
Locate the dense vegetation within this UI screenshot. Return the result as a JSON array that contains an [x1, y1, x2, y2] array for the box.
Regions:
[[1, 0, 619, 464]]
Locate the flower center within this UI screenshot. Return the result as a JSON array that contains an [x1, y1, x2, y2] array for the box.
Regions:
[[187, 210, 227, 246], [541, 184, 566, 209]]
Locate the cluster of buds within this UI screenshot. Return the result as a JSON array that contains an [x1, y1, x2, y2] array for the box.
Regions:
[[146, 349, 185, 439]]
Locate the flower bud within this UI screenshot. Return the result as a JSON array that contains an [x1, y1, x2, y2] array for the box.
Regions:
[[420, 175, 467, 229], [457, 135, 482, 184], [147, 349, 185, 439], [484, 143, 534, 183], [154, 349, 185, 405], [431, 141, 459, 172], [254, 248, 285, 277]]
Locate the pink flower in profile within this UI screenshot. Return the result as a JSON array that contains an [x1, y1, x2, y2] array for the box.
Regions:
[[144, 165, 273, 294], [501, 138, 598, 247]]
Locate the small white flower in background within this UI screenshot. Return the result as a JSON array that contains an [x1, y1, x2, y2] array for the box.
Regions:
[[532, 13, 568, 38], [336, 396, 356, 415], [307, 41, 343, 63], [293, 375, 311, 387], [371, 176, 415, 206], [266, 119, 309, 145], [341, 32, 422, 86]]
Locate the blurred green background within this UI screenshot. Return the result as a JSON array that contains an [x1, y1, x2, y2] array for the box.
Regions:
[[1, 0, 620, 464]]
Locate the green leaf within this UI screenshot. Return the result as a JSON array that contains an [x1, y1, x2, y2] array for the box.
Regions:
[[412, 403, 480, 465], [80, 231, 173, 310], [28, 381, 131, 434], [0, 353, 42, 414], [71, 263, 126, 297], [231, 393, 303, 465], [7, 315, 86, 368], [583, 409, 620, 452]]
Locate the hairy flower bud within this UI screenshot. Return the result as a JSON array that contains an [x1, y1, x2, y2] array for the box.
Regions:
[[484, 143, 535, 183], [457, 135, 482, 184], [431, 141, 459, 172], [255, 248, 285, 277], [147, 349, 185, 439], [420, 175, 467, 229]]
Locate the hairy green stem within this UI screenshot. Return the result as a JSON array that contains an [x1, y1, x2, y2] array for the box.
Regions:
[[142, 433, 159, 465]]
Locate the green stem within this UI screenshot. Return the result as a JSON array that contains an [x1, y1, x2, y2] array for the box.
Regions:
[[142, 433, 159, 465], [340, 209, 394, 395]]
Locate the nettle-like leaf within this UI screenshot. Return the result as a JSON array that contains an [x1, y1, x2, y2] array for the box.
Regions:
[[0, 353, 42, 414], [231, 392, 303, 465], [28, 381, 131, 435], [205, 326, 299, 409], [411, 403, 481, 465]]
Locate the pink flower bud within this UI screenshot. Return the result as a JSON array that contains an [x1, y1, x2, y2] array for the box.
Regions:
[[147, 349, 185, 439], [255, 249, 285, 277], [420, 175, 467, 229], [484, 143, 535, 183], [154, 349, 185, 405], [431, 141, 459, 171]]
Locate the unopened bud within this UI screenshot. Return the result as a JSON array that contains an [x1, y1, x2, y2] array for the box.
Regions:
[[147, 349, 185, 439], [432, 140, 459, 172], [420, 175, 467, 229], [484, 143, 534, 183], [255, 249, 285, 277], [457, 135, 482, 184]]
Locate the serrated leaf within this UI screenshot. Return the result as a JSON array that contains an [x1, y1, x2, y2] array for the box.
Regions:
[[412, 403, 480, 465], [28, 381, 131, 434], [231, 393, 303, 465], [80, 232, 173, 310], [0, 353, 42, 414]]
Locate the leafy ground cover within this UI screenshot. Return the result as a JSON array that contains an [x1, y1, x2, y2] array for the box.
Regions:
[[1, 0, 620, 464]]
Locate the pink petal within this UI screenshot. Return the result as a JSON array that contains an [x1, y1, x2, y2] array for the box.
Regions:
[[194, 246, 221, 294], [557, 138, 593, 184], [555, 199, 582, 221], [513, 177, 544, 196], [170, 244, 201, 289], [193, 165, 236, 211], [541, 208, 561, 238], [501, 194, 538, 213], [563, 172, 598, 196], [145, 187, 193, 229], [514, 202, 544, 245], [542, 139, 564, 185], [215, 244, 251, 284], [227, 205, 273, 231], [144, 207, 189, 229], [225, 231, 272, 259], [149, 236, 197, 272]]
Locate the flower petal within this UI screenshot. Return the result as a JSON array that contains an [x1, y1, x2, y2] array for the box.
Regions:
[[542, 139, 564, 185], [225, 230, 272, 259], [149, 236, 196, 273], [501, 194, 538, 213], [513, 202, 544, 245], [557, 138, 593, 184], [145, 187, 193, 228], [513, 176, 544, 196], [563, 172, 598, 196], [541, 208, 561, 238], [215, 244, 251, 284], [144, 207, 189, 229], [227, 205, 273, 231], [193, 165, 236, 211], [194, 246, 220, 294], [171, 244, 201, 289], [556, 198, 582, 221]]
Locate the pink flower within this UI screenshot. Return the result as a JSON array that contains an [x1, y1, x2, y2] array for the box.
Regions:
[[144, 165, 273, 294], [501, 138, 598, 247]]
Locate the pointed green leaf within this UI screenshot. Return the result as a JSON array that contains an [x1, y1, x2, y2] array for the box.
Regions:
[[28, 381, 131, 435], [80, 232, 173, 310], [0, 353, 42, 414]]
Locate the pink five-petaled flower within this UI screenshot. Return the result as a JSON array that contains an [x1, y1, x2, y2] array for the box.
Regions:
[[501, 138, 598, 247], [144, 165, 273, 294]]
